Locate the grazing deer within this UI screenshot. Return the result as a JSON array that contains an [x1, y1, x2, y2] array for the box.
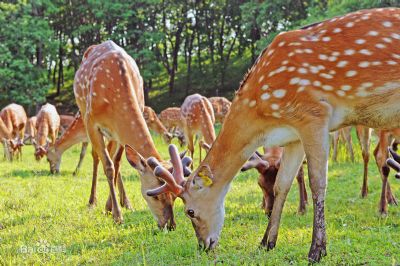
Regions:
[[241, 147, 308, 215], [0, 103, 27, 160], [143, 106, 172, 143], [24, 116, 37, 144], [74, 40, 191, 228], [331, 126, 355, 162], [146, 8, 400, 262], [180, 94, 215, 163], [33, 103, 60, 161], [208, 97, 231, 124], [159, 107, 185, 146]]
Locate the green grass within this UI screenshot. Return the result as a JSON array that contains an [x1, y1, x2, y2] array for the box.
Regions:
[[0, 133, 399, 265]]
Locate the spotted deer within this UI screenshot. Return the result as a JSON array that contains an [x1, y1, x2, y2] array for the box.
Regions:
[[0, 103, 27, 160], [74, 40, 191, 228], [59, 114, 76, 135], [24, 116, 37, 144], [159, 107, 185, 146], [143, 106, 172, 144], [241, 147, 308, 215], [208, 97, 231, 124], [33, 103, 60, 161], [145, 8, 400, 262], [180, 94, 216, 163]]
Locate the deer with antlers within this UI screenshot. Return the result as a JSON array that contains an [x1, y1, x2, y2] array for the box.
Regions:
[[143, 106, 172, 144], [145, 8, 400, 262], [33, 103, 60, 161], [209, 97, 231, 124], [0, 103, 27, 160], [241, 147, 308, 215], [73, 40, 192, 227], [181, 94, 215, 163], [159, 107, 185, 146]]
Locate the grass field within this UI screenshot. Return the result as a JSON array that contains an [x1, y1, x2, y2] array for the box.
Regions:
[[0, 133, 399, 265]]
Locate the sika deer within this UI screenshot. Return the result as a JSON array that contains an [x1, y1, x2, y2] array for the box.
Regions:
[[143, 106, 172, 143], [181, 94, 215, 163], [74, 40, 190, 228], [59, 115, 76, 135], [241, 147, 308, 215], [146, 8, 400, 262], [33, 103, 60, 161], [159, 107, 185, 146], [208, 97, 231, 124], [24, 116, 37, 144], [0, 103, 27, 160]]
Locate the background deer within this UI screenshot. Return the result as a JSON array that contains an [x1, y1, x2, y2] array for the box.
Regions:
[[33, 103, 60, 161], [24, 116, 37, 144], [180, 94, 215, 163], [331, 126, 355, 162], [159, 107, 185, 146], [241, 147, 308, 215], [208, 96, 231, 124], [143, 106, 172, 144], [0, 103, 27, 160], [59, 114, 76, 135], [73, 40, 192, 228], [146, 8, 400, 262]]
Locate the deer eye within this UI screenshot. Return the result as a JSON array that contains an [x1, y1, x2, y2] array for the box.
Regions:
[[187, 209, 195, 218]]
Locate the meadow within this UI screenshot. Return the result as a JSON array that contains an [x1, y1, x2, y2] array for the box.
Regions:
[[0, 133, 399, 265]]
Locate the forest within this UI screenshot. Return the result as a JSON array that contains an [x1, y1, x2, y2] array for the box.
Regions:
[[1, 0, 399, 114]]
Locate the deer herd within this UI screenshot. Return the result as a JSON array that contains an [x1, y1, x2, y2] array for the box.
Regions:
[[2, 7, 400, 263]]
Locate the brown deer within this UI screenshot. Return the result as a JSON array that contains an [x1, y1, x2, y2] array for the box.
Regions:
[[146, 8, 400, 262], [59, 115, 76, 134], [143, 106, 172, 143], [33, 103, 60, 161], [24, 116, 37, 144], [0, 103, 27, 160], [180, 94, 215, 163], [159, 107, 185, 146], [241, 147, 308, 215], [331, 126, 355, 162], [74, 40, 191, 228], [46, 113, 132, 208], [208, 97, 231, 124]]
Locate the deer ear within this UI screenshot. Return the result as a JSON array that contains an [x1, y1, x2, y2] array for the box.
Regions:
[[193, 165, 213, 188], [125, 144, 147, 172]]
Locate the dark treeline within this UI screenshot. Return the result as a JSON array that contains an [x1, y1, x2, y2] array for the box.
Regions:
[[0, 0, 398, 113]]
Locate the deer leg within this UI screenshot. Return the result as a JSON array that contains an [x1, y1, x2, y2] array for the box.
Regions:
[[332, 131, 339, 162], [296, 165, 308, 215], [356, 126, 371, 198], [87, 125, 122, 223], [261, 141, 305, 249], [386, 181, 398, 205], [374, 133, 390, 215], [112, 144, 133, 210], [88, 148, 99, 208], [73, 142, 88, 176], [343, 127, 355, 163]]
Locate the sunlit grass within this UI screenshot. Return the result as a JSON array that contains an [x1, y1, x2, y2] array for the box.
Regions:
[[0, 131, 399, 265]]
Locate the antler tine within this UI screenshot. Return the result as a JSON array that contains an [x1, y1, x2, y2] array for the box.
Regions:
[[388, 147, 400, 163], [147, 156, 161, 171], [179, 150, 187, 158], [182, 156, 193, 177], [168, 144, 185, 185], [153, 165, 183, 195]]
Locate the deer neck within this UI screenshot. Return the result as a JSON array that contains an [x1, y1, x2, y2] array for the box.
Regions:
[[0, 118, 12, 139], [54, 117, 87, 155]]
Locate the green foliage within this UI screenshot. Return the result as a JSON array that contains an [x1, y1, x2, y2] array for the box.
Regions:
[[0, 135, 399, 264]]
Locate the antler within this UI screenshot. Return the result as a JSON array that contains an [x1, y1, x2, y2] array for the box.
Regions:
[[147, 144, 187, 197], [387, 147, 400, 179]]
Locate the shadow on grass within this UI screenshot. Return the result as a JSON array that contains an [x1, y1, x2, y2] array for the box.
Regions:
[[9, 169, 52, 178]]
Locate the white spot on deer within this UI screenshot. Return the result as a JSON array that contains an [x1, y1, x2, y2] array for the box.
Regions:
[[387, 60, 397, 65], [328, 56, 337, 62], [248, 100, 256, 108], [391, 33, 400, 40], [322, 85, 333, 91], [346, 22, 355, 27], [304, 49, 313, 54], [320, 73, 333, 79], [288, 42, 301, 46], [372, 61, 382, 66], [346, 70, 357, 77], [359, 49, 372, 55], [299, 79, 311, 86], [290, 77, 300, 85], [100, 84, 106, 89], [272, 112, 281, 118], [337, 61, 348, 68], [242, 98, 249, 105], [298, 68, 308, 74], [392, 53, 400, 59], [382, 21, 393, 27], [358, 61, 370, 68], [310, 66, 320, 73], [336, 90, 345, 96], [297, 86, 305, 92], [318, 54, 328, 60], [105, 69, 110, 74], [360, 82, 373, 88], [355, 39, 366, 44], [382, 37, 392, 43], [271, 104, 279, 110], [258, 75, 265, 83], [361, 15, 370, 20], [261, 85, 269, 91], [356, 90, 368, 97], [333, 28, 342, 33], [288, 67, 296, 72], [273, 89, 286, 98], [375, 43, 386, 49], [313, 80, 322, 87], [266, 49, 275, 56], [367, 31, 379, 36], [92, 92, 97, 96], [278, 41, 286, 47], [103, 99, 110, 104], [322, 36, 331, 42], [261, 93, 270, 101], [344, 49, 355, 55], [282, 60, 289, 65]]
